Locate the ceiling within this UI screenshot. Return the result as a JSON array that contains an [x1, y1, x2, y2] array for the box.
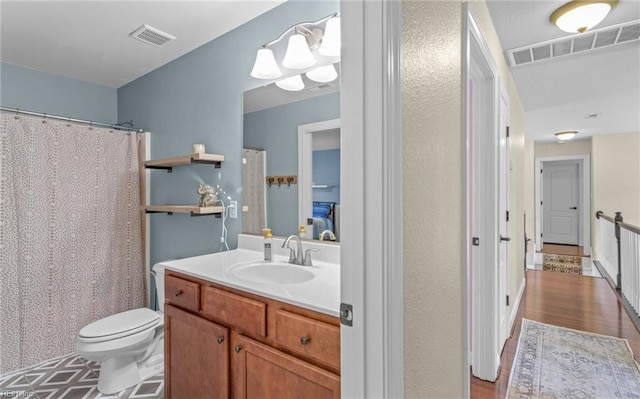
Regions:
[[0, 0, 285, 88], [486, 0, 640, 142], [1, 1, 638, 143]]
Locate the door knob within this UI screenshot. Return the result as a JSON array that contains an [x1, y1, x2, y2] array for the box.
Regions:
[[570, 206, 577, 210], [500, 235, 511, 242]]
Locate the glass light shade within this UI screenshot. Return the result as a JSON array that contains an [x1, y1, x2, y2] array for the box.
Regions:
[[319, 16, 340, 57], [306, 64, 338, 83], [250, 48, 282, 79], [551, 1, 616, 33], [282, 34, 316, 69], [555, 131, 578, 141], [275, 75, 305, 91]]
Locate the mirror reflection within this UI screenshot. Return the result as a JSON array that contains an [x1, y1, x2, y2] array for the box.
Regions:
[[242, 77, 340, 241]]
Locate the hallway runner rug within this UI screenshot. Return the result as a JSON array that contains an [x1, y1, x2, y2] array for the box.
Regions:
[[542, 253, 582, 274], [506, 319, 640, 399]]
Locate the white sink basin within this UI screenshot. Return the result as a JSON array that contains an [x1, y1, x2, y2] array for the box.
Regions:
[[228, 260, 316, 284]]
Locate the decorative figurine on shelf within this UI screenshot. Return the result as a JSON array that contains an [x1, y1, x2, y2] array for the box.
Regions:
[[197, 184, 218, 207]]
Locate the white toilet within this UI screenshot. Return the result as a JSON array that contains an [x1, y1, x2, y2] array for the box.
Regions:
[[76, 264, 166, 394]]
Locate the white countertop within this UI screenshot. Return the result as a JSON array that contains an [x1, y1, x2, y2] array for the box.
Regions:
[[158, 242, 341, 317]]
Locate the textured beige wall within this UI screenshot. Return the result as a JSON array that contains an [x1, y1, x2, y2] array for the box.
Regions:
[[467, 0, 527, 335], [592, 132, 640, 258], [402, 1, 464, 397]]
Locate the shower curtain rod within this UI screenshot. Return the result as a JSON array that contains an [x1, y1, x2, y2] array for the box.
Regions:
[[0, 106, 140, 132]]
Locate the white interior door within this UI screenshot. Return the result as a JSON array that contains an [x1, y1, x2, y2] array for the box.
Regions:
[[543, 161, 579, 245], [498, 90, 509, 351]]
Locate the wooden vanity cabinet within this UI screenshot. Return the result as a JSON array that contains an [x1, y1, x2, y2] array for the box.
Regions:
[[231, 332, 340, 399], [164, 271, 341, 399], [165, 304, 230, 399]]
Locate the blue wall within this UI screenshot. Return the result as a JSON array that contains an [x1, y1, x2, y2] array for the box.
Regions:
[[313, 149, 340, 204], [0, 62, 117, 123], [118, 1, 339, 264], [243, 92, 340, 237]]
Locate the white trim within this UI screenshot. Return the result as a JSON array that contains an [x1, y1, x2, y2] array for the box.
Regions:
[[466, 10, 501, 382], [509, 277, 526, 332], [498, 84, 510, 351], [297, 118, 341, 232], [535, 155, 591, 256], [142, 132, 151, 306], [341, 0, 403, 397]]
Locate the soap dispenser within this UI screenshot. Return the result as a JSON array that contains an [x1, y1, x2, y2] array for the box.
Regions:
[[298, 224, 307, 239], [263, 228, 273, 262]]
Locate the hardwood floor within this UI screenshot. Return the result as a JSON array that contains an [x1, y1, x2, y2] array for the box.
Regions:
[[540, 243, 586, 257], [470, 270, 640, 398]]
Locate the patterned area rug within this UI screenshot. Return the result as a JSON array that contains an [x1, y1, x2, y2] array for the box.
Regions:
[[542, 254, 582, 274], [0, 354, 164, 398], [507, 319, 640, 398]]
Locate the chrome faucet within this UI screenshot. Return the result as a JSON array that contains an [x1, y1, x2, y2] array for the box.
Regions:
[[282, 235, 319, 266], [319, 230, 336, 241]]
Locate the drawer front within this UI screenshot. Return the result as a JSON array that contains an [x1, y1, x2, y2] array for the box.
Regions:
[[275, 309, 340, 370], [165, 275, 200, 312], [201, 286, 266, 338]]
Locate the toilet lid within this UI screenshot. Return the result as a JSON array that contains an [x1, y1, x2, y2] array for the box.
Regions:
[[79, 308, 160, 339]]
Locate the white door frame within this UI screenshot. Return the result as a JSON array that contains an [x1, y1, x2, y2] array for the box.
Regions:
[[340, 1, 403, 397], [535, 155, 591, 256], [465, 10, 501, 382], [297, 118, 341, 232], [498, 86, 510, 351]]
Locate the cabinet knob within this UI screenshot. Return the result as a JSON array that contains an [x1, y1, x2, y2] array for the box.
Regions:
[[234, 345, 242, 353], [174, 290, 183, 297], [300, 336, 310, 346], [217, 336, 224, 344]]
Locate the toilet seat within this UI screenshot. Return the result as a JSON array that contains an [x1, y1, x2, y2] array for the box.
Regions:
[[79, 308, 161, 343]]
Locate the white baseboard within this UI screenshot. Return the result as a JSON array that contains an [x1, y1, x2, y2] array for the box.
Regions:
[[509, 277, 526, 332]]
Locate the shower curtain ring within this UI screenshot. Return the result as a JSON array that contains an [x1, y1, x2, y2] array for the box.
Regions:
[[89, 121, 93, 130], [14, 109, 19, 119], [67, 117, 72, 127], [42, 113, 47, 124]]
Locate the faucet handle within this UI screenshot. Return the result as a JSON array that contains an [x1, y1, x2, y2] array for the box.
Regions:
[[303, 248, 320, 266]]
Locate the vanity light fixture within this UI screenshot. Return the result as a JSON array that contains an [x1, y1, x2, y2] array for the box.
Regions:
[[275, 75, 305, 91], [555, 130, 578, 141], [550, 0, 618, 34], [250, 13, 340, 91], [306, 64, 338, 83]]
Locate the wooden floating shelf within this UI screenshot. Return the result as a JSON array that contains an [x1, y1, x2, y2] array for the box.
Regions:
[[143, 205, 224, 217], [144, 153, 225, 172]]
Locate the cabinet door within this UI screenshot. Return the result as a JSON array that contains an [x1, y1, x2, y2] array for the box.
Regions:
[[165, 304, 229, 399], [231, 333, 340, 399]]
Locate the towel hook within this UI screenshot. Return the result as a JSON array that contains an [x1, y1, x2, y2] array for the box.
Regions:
[[287, 176, 294, 187], [277, 177, 283, 187]]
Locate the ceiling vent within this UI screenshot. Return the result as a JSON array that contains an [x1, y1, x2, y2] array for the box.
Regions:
[[506, 19, 640, 67], [129, 24, 176, 47]]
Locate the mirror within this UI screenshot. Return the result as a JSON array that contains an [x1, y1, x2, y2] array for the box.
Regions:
[[242, 75, 340, 241]]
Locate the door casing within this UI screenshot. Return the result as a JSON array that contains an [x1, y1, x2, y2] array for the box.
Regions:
[[535, 155, 591, 257]]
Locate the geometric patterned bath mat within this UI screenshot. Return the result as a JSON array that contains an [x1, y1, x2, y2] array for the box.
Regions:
[[506, 319, 640, 399], [543, 253, 582, 274], [0, 353, 164, 398]]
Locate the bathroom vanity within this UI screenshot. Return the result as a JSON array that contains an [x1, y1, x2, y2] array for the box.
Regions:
[[159, 235, 341, 398]]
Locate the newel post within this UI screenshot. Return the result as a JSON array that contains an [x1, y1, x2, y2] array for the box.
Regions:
[[615, 211, 623, 291]]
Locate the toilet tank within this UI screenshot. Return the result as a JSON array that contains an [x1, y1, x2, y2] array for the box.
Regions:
[[152, 263, 167, 312]]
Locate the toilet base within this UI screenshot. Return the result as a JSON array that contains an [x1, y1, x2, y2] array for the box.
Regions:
[[97, 356, 141, 394]]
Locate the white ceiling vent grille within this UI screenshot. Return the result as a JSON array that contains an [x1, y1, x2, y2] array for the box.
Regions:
[[506, 19, 640, 67], [129, 24, 176, 47]]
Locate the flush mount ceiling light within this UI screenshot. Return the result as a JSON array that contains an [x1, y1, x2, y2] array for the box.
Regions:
[[555, 131, 578, 141], [550, 0, 618, 34], [250, 13, 340, 91]]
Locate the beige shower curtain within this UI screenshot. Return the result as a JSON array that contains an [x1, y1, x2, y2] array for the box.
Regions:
[[242, 148, 266, 235], [0, 112, 143, 374]]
